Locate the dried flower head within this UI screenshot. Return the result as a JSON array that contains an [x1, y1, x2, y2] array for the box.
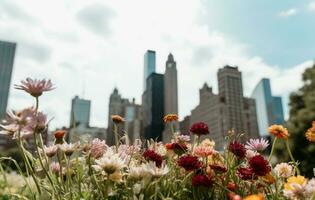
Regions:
[[284, 175, 308, 200], [177, 154, 202, 171], [249, 155, 271, 176], [54, 130, 66, 139], [44, 145, 58, 157], [237, 167, 254, 180], [274, 163, 294, 178], [268, 124, 289, 140], [50, 162, 61, 174], [90, 138, 107, 158], [111, 115, 125, 124], [190, 122, 209, 135], [15, 78, 54, 97], [305, 121, 315, 142], [163, 114, 178, 123], [194, 146, 215, 157], [93, 153, 125, 174], [143, 161, 169, 178], [229, 141, 246, 159], [209, 164, 227, 173], [60, 142, 78, 156]]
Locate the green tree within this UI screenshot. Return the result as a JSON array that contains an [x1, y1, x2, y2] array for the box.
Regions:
[[277, 63, 315, 177]]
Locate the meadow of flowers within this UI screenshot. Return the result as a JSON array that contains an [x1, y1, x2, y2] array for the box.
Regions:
[[0, 78, 315, 200]]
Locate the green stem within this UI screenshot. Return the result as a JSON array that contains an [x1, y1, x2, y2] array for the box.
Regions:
[[114, 124, 119, 153], [268, 137, 277, 162], [285, 140, 300, 175]]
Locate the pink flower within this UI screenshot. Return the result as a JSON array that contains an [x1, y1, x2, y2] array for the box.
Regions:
[[27, 112, 48, 132], [44, 145, 58, 157], [15, 78, 54, 97], [91, 138, 107, 158], [245, 138, 269, 152], [175, 134, 190, 143], [194, 146, 215, 157], [50, 162, 61, 174]]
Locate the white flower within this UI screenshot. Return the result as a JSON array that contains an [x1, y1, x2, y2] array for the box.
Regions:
[[245, 149, 258, 159], [305, 178, 315, 197], [149, 142, 167, 156], [143, 161, 169, 178], [129, 165, 149, 180], [93, 152, 125, 174], [59, 142, 78, 156], [274, 163, 294, 178]]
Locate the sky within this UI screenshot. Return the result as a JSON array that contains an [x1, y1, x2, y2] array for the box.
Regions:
[[0, 0, 314, 129]]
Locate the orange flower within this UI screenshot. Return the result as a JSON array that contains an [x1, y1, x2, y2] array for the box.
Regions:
[[163, 114, 178, 123], [262, 173, 275, 184], [111, 115, 125, 124], [54, 130, 66, 139], [243, 194, 264, 200], [305, 121, 315, 142], [268, 124, 289, 140]]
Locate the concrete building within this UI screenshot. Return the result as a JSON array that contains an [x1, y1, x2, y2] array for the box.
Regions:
[[143, 50, 156, 91], [190, 66, 259, 150], [70, 96, 91, 128], [251, 78, 285, 137], [179, 115, 191, 135], [163, 53, 179, 142], [69, 125, 106, 142], [107, 88, 142, 145], [142, 73, 165, 141], [0, 40, 16, 119]]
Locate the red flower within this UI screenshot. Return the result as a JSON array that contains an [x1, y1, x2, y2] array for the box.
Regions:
[[177, 155, 202, 171], [228, 141, 246, 159], [190, 122, 209, 135], [227, 182, 237, 191], [209, 164, 227, 173], [248, 155, 271, 176], [171, 142, 188, 155], [192, 174, 213, 187], [237, 167, 254, 180], [143, 150, 163, 167]]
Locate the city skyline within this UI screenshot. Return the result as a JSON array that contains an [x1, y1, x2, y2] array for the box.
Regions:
[[1, 0, 314, 129]]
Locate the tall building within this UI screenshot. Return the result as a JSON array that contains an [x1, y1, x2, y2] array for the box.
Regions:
[[70, 96, 91, 128], [107, 88, 142, 145], [251, 78, 285, 137], [0, 40, 16, 119], [143, 50, 156, 90], [190, 66, 259, 150], [142, 73, 165, 141], [163, 53, 179, 142]]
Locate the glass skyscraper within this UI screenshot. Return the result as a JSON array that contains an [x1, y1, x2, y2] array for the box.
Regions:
[[70, 96, 91, 127], [143, 50, 156, 90], [0, 40, 16, 119], [251, 78, 285, 137]]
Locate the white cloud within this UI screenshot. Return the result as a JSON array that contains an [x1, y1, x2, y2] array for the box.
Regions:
[[0, 0, 313, 130], [278, 8, 298, 17], [309, 2, 315, 11]]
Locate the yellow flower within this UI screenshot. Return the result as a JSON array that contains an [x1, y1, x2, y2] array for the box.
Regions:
[[284, 175, 306, 191], [268, 124, 289, 140], [305, 121, 315, 142], [111, 115, 125, 124], [243, 194, 264, 200], [163, 114, 178, 123]]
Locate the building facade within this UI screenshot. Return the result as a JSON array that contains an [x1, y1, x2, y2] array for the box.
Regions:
[[163, 53, 179, 142], [107, 88, 142, 145], [190, 66, 259, 150], [143, 50, 156, 91], [0, 40, 16, 119], [251, 78, 285, 137], [142, 73, 165, 141], [70, 96, 91, 128]]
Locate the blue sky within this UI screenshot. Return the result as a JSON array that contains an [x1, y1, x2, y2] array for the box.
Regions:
[[0, 0, 314, 129], [203, 0, 315, 67]]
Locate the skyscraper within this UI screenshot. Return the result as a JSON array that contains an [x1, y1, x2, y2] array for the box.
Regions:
[[142, 73, 165, 141], [251, 78, 285, 137], [70, 96, 91, 128], [143, 50, 156, 90], [0, 40, 16, 119], [163, 53, 178, 142], [190, 66, 259, 149], [107, 88, 141, 145]]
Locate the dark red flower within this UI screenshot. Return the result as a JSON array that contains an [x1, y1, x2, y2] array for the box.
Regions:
[[143, 150, 163, 167], [237, 167, 254, 180], [192, 174, 213, 187], [228, 141, 246, 159], [177, 155, 202, 171], [190, 122, 209, 135], [248, 155, 271, 176], [171, 142, 188, 155], [209, 164, 227, 173]]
